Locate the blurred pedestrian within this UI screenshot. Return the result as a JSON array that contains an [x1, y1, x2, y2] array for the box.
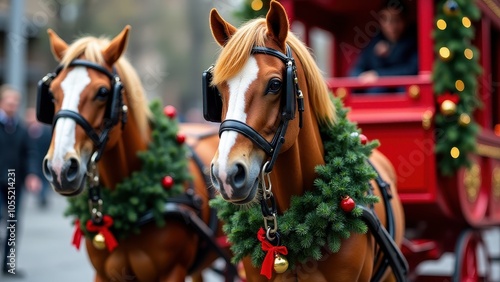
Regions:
[[25, 107, 52, 209], [0, 85, 41, 276]]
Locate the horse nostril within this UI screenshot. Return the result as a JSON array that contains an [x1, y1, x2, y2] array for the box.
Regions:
[[66, 158, 80, 181], [42, 158, 53, 181], [211, 164, 220, 188], [232, 163, 246, 189]]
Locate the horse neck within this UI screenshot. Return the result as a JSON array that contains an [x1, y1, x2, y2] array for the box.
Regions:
[[271, 98, 324, 213], [97, 101, 150, 189]]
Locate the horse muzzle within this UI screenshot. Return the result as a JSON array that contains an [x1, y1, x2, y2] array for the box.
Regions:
[[210, 161, 259, 204], [43, 156, 86, 196]]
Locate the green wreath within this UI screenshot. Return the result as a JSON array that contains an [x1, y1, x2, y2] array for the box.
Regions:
[[65, 101, 191, 240], [210, 97, 380, 268]]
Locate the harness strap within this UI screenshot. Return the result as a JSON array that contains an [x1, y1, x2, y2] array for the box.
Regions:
[[365, 160, 404, 282], [135, 195, 237, 277], [187, 145, 218, 232], [135, 145, 237, 279], [359, 206, 408, 282]]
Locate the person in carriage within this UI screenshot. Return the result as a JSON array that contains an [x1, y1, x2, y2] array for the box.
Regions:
[[349, 0, 418, 94]]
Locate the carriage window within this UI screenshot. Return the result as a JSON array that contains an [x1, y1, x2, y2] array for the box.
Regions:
[[347, 0, 418, 95]]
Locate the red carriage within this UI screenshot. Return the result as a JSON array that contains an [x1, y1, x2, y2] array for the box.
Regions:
[[276, 0, 500, 280]]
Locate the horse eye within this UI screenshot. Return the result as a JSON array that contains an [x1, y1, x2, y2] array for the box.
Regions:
[[95, 87, 110, 100], [266, 79, 282, 94]]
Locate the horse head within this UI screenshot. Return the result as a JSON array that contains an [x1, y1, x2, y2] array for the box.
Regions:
[[207, 1, 307, 204], [40, 26, 130, 196]]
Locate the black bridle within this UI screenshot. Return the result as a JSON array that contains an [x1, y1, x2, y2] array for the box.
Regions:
[[218, 45, 304, 173], [44, 59, 127, 162]]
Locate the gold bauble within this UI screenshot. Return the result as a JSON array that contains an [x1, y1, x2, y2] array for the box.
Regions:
[[451, 147, 460, 159], [436, 19, 447, 30], [462, 16, 471, 28], [464, 48, 474, 60], [251, 0, 263, 11], [440, 100, 457, 116], [459, 113, 471, 126], [273, 255, 289, 274], [92, 233, 106, 250], [439, 47, 452, 61], [455, 80, 465, 92]]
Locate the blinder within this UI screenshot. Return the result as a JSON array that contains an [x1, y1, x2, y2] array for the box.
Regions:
[[202, 65, 222, 122], [36, 59, 127, 161]]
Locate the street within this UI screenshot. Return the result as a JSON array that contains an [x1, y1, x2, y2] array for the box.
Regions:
[[2, 191, 93, 282]]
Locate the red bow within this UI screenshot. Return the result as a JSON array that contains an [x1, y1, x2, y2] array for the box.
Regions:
[[257, 228, 288, 279], [437, 92, 460, 105], [72, 219, 83, 250], [86, 215, 118, 252]]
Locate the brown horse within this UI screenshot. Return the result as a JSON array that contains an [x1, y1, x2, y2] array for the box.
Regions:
[[39, 26, 231, 281], [206, 1, 406, 281]]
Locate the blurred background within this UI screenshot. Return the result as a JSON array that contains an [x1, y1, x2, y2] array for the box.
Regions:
[[0, 0, 282, 121]]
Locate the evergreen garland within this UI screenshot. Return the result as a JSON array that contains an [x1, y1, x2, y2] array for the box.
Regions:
[[210, 97, 380, 268], [65, 101, 191, 239], [433, 0, 481, 175]]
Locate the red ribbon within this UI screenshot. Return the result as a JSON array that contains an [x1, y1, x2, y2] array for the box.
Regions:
[[257, 228, 288, 279], [86, 215, 118, 252], [437, 92, 460, 105], [72, 219, 83, 251]]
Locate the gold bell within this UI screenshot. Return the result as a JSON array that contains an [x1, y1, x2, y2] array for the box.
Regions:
[[92, 233, 106, 250], [440, 100, 457, 116], [459, 113, 471, 126], [273, 255, 289, 274]]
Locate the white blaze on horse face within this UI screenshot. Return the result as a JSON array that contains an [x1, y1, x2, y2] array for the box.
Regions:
[[217, 56, 259, 197], [52, 67, 91, 184]]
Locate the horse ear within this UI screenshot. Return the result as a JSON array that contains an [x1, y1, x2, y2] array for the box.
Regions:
[[47, 29, 68, 62], [266, 0, 289, 50], [210, 9, 237, 46], [102, 25, 131, 66]]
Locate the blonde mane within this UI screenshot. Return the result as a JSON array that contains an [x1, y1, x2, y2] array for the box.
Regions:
[[60, 36, 151, 137], [213, 18, 336, 125]]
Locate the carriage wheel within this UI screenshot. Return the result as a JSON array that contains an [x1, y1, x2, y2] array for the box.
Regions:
[[452, 229, 489, 282]]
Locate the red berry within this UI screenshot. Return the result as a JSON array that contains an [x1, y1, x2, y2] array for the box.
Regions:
[[176, 133, 186, 144], [162, 176, 174, 189], [359, 134, 368, 145], [164, 105, 177, 118], [340, 196, 355, 212]]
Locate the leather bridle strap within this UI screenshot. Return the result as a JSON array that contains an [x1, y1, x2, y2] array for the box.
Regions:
[[60, 59, 115, 80], [53, 109, 113, 162], [251, 45, 291, 63], [53, 110, 102, 145], [219, 119, 274, 155], [219, 118, 288, 173], [217, 45, 296, 173], [51, 59, 121, 162]]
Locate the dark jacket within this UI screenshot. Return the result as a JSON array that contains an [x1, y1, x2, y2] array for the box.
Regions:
[[0, 113, 39, 188], [349, 31, 418, 80]]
